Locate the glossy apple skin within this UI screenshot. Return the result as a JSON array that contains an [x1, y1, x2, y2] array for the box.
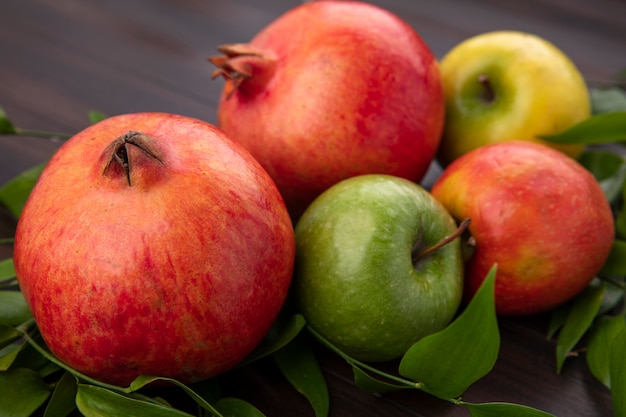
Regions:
[[431, 141, 614, 316], [438, 31, 590, 166], [214, 1, 444, 219], [294, 175, 463, 362], [14, 113, 295, 386]]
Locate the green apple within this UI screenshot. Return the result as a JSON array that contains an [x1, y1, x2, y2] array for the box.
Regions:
[[437, 30, 591, 166], [294, 174, 465, 362]]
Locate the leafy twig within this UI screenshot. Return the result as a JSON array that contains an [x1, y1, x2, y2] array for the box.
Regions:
[[0, 106, 77, 141], [8, 128, 72, 141], [306, 325, 421, 390]]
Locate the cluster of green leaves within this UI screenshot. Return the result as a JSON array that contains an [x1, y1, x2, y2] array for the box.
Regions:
[[538, 85, 626, 417], [1, 86, 625, 417]]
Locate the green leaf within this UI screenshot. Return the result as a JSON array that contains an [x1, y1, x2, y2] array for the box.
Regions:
[[398, 265, 499, 399], [610, 326, 626, 417], [539, 111, 626, 145], [44, 372, 78, 417], [616, 184, 626, 238], [88, 111, 108, 124], [38, 361, 62, 378], [0, 277, 16, 289], [600, 163, 626, 203], [577, 150, 626, 202], [0, 340, 24, 370], [76, 383, 195, 417], [0, 324, 21, 349], [0, 107, 17, 134], [0, 290, 33, 325], [0, 258, 15, 280], [591, 87, 626, 114], [617, 212, 626, 241], [586, 314, 626, 388], [0, 367, 51, 416], [239, 313, 306, 367], [128, 375, 223, 416], [546, 302, 570, 340], [555, 282, 605, 373], [10, 334, 58, 375], [598, 280, 625, 316], [600, 240, 626, 276], [351, 365, 410, 394], [464, 401, 556, 417], [578, 149, 625, 182], [1, 335, 55, 375], [214, 397, 267, 417], [273, 333, 329, 417], [0, 162, 46, 218]]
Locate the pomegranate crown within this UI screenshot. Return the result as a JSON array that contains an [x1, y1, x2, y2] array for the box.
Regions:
[[209, 43, 276, 99]]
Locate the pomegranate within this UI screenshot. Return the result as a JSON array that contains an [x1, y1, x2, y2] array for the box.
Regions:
[[14, 113, 295, 386], [210, 0, 444, 219]]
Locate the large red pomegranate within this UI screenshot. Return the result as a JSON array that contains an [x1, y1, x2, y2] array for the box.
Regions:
[[14, 112, 295, 386], [210, 0, 444, 219]]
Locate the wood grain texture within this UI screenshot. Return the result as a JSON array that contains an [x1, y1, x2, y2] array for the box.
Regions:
[[1, 0, 624, 415]]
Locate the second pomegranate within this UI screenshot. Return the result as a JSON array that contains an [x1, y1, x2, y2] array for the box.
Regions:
[[210, 1, 444, 220]]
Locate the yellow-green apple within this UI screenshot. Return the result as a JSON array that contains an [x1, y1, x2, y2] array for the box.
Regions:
[[437, 30, 590, 166], [13, 112, 295, 386], [294, 174, 466, 362], [210, 1, 444, 220], [431, 141, 614, 316]]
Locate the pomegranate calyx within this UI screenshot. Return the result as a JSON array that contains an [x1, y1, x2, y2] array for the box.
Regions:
[[209, 43, 276, 99], [102, 131, 163, 186]]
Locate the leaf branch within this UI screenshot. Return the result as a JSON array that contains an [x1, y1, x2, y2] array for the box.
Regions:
[[7, 127, 72, 141], [306, 325, 422, 390]]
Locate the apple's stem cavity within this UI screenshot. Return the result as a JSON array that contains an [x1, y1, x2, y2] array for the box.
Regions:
[[412, 218, 471, 264], [477, 74, 496, 104], [209, 43, 277, 99], [102, 131, 163, 186]]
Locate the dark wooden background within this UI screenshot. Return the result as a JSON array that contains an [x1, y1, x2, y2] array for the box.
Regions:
[[1, 0, 625, 416]]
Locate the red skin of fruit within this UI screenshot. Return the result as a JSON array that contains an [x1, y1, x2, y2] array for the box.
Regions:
[[431, 141, 614, 316], [211, 1, 444, 219], [14, 113, 295, 386]]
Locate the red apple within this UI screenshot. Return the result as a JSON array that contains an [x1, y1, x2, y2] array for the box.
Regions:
[[210, 0, 444, 219], [13, 113, 295, 386], [431, 141, 614, 316]]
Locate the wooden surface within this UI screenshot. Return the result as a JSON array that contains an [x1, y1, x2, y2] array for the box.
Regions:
[[1, 0, 625, 416]]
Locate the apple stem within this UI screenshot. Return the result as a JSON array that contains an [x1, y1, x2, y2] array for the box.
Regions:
[[413, 218, 471, 262], [477, 74, 496, 104]]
